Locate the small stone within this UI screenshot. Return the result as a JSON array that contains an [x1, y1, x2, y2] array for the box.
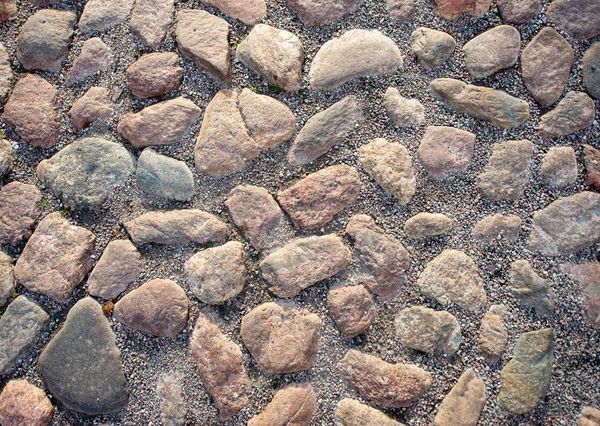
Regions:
[[39, 297, 128, 414], [185, 241, 247, 304], [384, 87, 425, 127], [287, 96, 362, 166], [547, 0, 600, 40], [16, 9, 76, 73], [537, 91, 595, 138], [0, 43, 12, 102], [0, 0, 16, 21], [190, 313, 249, 420], [432, 0, 490, 20], [497, 0, 541, 23], [87, 239, 144, 300], [404, 212, 453, 239], [201, 0, 266, 25], [136, 148, 195, 202], [126, 52, 182, 98], [346, 214, 410, 299], [498, 328, 554, 414], [14, 212, 95, 302], [583, 43, 600, 100], [118, 97, 201, 149], [68, 37, 114, 85], [0, 182, 42, 246], [478, 304, 509, 365], [430, 78, 530, 128], [583, 144, 600, 191], [0, 296, 49, 374], [463, 25, 520, 80], [434, 369, 486, 426], [578, 406, 600, 426], [387, 0, 415, 23], [237, 24, 303, 91], [286, 0, 363, 26], [260, 234, 351, 298], [410, 27, 456, 70], [0, 251, 13, 308], [124, 209, 228, 246], [241, 301, 321, 374], [37, 137, 136, 210], [338, 349, 432, 408], [114, 279, 189, 337], [79, 0, 135, 34], [248, 384, 316, 426], [511, 260, 555, 317], [2, 74, 60, 148], [69, 87, 114, 130], [359, 138, 416, 205], [309, 29, 403, 90], [541, 146, 577, 187], [528, 191, 600, 256], [395, 306, 461, 356], [130, 0, 174, 48], [336, 398, 403, 426], [417, 126, 475, 179], [472, 214, 521, 245], [0, 140, 14, 184], [418, 249, 487, 311], [0, 380, 54, 426], [327, 284, 376, 338], [176, 10, 231, 83], [277, 165, 361, 230]]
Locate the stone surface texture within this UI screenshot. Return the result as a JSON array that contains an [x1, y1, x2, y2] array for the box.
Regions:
[[0, 380, 54, 426], [79, 0, 135, 34], [327, 284, 376, 338], [0, 182, 42, 246], [547, 0, 600, 40], [417, 126, 475, 179], [136, 148, 194, 202], [432, 0, 490, 20], [0, 250, 13, 308], [68, 87, 114, 130], [462, 25, 521, 80], [130, 0, 174, 48], [126, 52, 183, 98], [562, 263, 600, 328], [202, 0, 266, 25], [410, 27, 456, 70], [336, 398, 404, 426], [434, 368, 486, 426], [472, 214, 521, 245], [478, 304, 509, 365], [68, 37, 114, 85], [384, 87, 425, 127], [583, 43, 600, 99], [541, 146, 577, 187], [404, 212, 453, 239], [537, 91, 595, 138], [498, 0, 541, 23], [287, 0, 363, 26], [247, 383, 316, 426]]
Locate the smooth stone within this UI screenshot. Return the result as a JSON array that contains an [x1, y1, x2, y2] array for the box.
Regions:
[[0, 138, 15, 181], [547, 0, 600, 40], [478, 304, 509, 365], [497, 0, 541, 23], [201, 0, 266, 25], [37, 137, 136, 210], [0, 182, 42, 246], [578, 407, 600, 426], [327, 284, 376, 338], [583, 144, 600, 191], [0, 44, 12, 103], [417, 126, 475, 179], [336, 398, 404, 426], [286, 0, 363, 26], [130, 0, 174, 48], [69, 87, 114, 130], [126, 52, 183, 98], [463, 25, 521, 80], [404, 212, 453, 239], [511, 260, 555, 317], [0, 380, 54, 426], [387, 0, 415, 23], [384, 87, 425, 127], [39, 297, 128, 414], [472, 214, 521, 245], [432, 0, 490, 19], [410, 27, 456, 70], [68, 38, 114, 85], [434, 369, 486, 426], [241, 301, 321, 374], [541, 146, 577, 187], [583, 43, 600, 99], [537, 91, 595, 138], [395, 306, 461, 356], [0, 251, 13, 308], [136, 148, 194, 202], [79, 0, 135, 34], [248, 384, 316, 426]]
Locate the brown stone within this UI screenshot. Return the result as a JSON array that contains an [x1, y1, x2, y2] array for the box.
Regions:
[[498, 0, 540, 23], [561, 263, 600, 328], [472, 214, 521, 245], [547, 0, 600, 40], [0, 380, 54, 426], [432, 0, 490, 20], [0, 250, 13, 308], [578, 406, 600, 426], [130, 0, 174, 48], [583, 144, 600, 191], [201, 0, 266, 25], [434, 369, 486, 426], [248, 384, 316, 426], [126, 52, 183, 98], [0, 43, 12, 103], [327, 284, 376, 338], [67, 38, 114, 85], [541, 146, 578, 187], [417, 126, 475, 179], [387, 0, 415, 23], [0, 0, 16, 22], [69, 87, 113, 130], [478, 304, 509, 365], [0, 182, 42, 246], [463, 25, 521, 80], [287, 0, 363, 26], [336, 398, 404, 426], [537, 91, 595, 138]]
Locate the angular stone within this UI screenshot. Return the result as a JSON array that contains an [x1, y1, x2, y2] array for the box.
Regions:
[[130, 0, 174, 48], [0, 0, 16, 22], [327, 284, 376, 338], [126, 52, 182, 99], [68, 38, 114, 85], [237, 24, 303, 91], [346, 214, 410, 299], [463, 25, 521, 80], [434, 369, 486, 426], [260, 234, 351, 298], [0, 44, 12, 103], [541, 146, 577, 187], [387, 0, 415, 23], [136, 148, 194, 202], [528, 191, 600, 256], [248, 384, 316, 426], [511, 260, 555, 317], [0, 182, 42, 246], [418, 250, 487, 311], [201, 0, 266, 25], [583, 43, 600, 100], [477, 139, 533, 202], [359, 138, 416, 205], [309, 29, 403, 90], [277, 165, 361, 230], [14, 212, 95, 302], [190, 313, 249, 420], [417, 126, 475, 179], [0, 139, 15, 181], [0, 251, 13, 308], [288, 96, 362, 166], [287, 0, 363, 26], [384, 87, 424, 127], [124, 209, 228, 245], [87, 239, 144, 300], [578, 406, 600, 426], [338, 349, 432, 408], [2, 74, 60, 148], [185, 241, 247, 304], [39, 297, 128, 415], [537, 91, 595, 138], [583, 144, 600, 191], [0, 380, 54, 426], [498, 328, 554, 414], [395, 306, 461, 356], [114, 279, 189, 337], [69, 87, 114, 130], [241, 301, 321, 374], [37, 137, 136, 210], [0, 296, 48, 374], [404, 213, 453, 239], [478, 304, 509, 365], [498, 0, 541, 23], [16, 10, 76, 73], [79, 0, 135, 34], [430, 78, 530, 128], [336, 398, 403, 426], [118, 97, 201, 149], [547, 0, 600, 40], [176, 10, 231, 83], [432, 0, 490, 20], [410, 27, 456, 70], [472, 214, 521, 245]]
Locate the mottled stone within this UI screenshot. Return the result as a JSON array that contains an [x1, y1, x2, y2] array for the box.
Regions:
[[410, 27, 456, 70], [0, 139, 15, 182], [0, 44, 12, 103], [547, 0, 600, 40], [432, 0, 490, 20], [130, 0, 174, 48], [434, 369, 486, 426], [472, 214, 521, 245], [336, 398, 403, 426], [583, 144, 600, 191], [511, 260, 555, 317], [78, 0, 135, 34], [248, 384, 316, 426], [478, 304, 509, 365], [404, 213, 453, 239], [0, 380, 54, 426], [541, 146, 577, 187], [136, 148, 194, 202], [327, 284, 376, 338], [498, 0, 541, 23], [578, 406, 600, 426], [583, 43, 600, 100], [287, 0, 363, 26], [537, 91, 595, 138], [0, 251, 13, 308], [0, 182, 42, 246], [395, 306, 461, 356], [417, 126, 475, 179], [561, 263, 600, 328], [387, 0, 415, 23], [0, 0, 16, 22], [202, 0, 266, 25], [126, 52, 183, 98], [463, 25, 521, 80], [384, 87, 425, 127], [68, 38, 114, 85], [69, 87, 114, 130]]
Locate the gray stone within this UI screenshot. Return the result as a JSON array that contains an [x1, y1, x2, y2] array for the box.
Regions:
[[387, 0, 415, 23], [359, 138, 416, 205], [39, 297, 128, 414], [185, 241, 247, 304], [286, 0, 363, 26], [130, 0, 174, 49], [395, 306, 461, 356], [537, 91, 595, 138], [248, 384, 316, 426], [561, 263, 600, 328], [472, 214, 521, 245], [69, 87, 114, 130], [0, 43, 12, 102], [417, 126, 475, 179], [336, 398, 404, 426], [327, 284, 375, 338], [511, 260, 555, 317], [0, 139, 15, 181], [201, 0, 266, 25], [237, 24, 304, 91], [547, 0, 600, 40], [37, 137, 136, 210], [0, 296, 48, 374], [404, 213, 453, 239], [309, 29, 403, 90], [79, 0, 135, 34], [578, 406, 600, 426], [287, 96, 362, 166], [68, 38, 114, 85], [583, 43, 600, 100], [431, 0, 490, 20], [0, 251, 13, 308], [384, 87, 425, 127], [136, 148, 194, 202], [410, 27, 456, 70], [0, 182, 42, 246], [0, 380, 54, 426], [14, 212, 95, 302], [463, 25, 520, 80], [434, 369, 486, 426], [541, 146, 577, 187], [126, 52, 182, 99], [478, 304, 509, 365], [498, 0, 540, 23]]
